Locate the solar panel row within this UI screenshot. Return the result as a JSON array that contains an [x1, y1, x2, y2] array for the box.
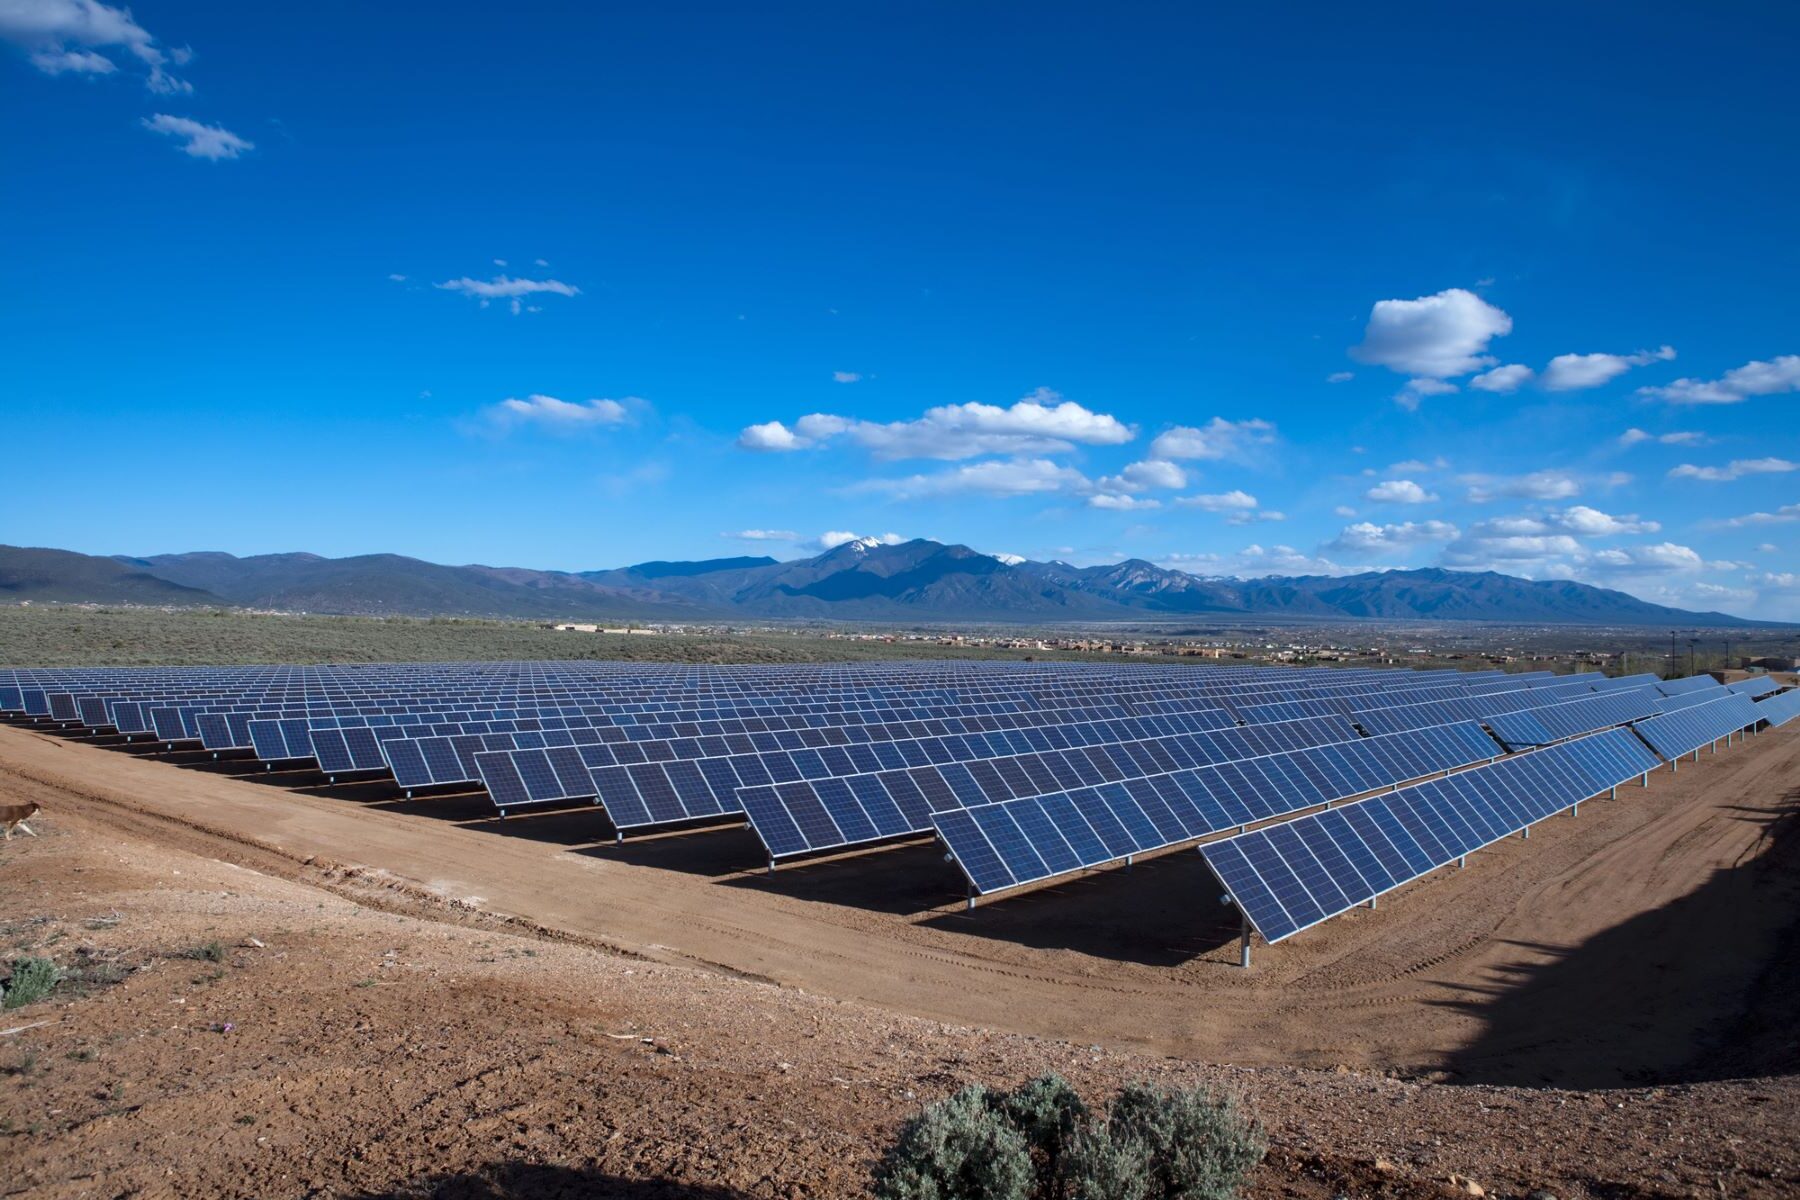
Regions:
[[1753, 687, 1800, 727], [1198, 728, 1662, 952], [1631, 693, 1763, 761], [930, 721, 1503, 898]]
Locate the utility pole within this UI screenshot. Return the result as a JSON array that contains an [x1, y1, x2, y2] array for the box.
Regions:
[[1688, 636, 1698, 679], [1669, 630, 1678, 679]]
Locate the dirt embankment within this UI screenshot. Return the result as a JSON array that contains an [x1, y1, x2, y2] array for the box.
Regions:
[[2, 722, 1798, 1198]]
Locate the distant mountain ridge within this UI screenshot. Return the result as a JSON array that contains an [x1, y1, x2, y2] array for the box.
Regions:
[[0, 540, 1773, 627]]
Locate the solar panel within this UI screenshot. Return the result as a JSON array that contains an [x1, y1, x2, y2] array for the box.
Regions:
[[1727, 676, 1779, 699], [1200, 728, 1660, 952], [1754, 687, 1800, 727], [1631, 693, 1762, 761], [932, 721, 1504, 898]]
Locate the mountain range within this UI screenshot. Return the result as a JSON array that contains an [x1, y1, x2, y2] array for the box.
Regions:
[[0, 539, 1772, 627]]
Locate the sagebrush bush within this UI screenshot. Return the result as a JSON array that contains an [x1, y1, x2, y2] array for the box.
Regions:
[[996, 1074, 1090, 1198], [876, 1078, 1263, 1200], [1106, 1083, 1264, 1200], [2, 957, 61, 1010], [1062, 1124, 1151, 1200], [873, 1085, 1034, 1200]]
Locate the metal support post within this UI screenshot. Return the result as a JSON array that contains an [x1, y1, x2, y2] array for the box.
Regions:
[[1238, 915, 1252, 968], [1522, 824, 1531, 839], [1458, 855, 1467, 869]]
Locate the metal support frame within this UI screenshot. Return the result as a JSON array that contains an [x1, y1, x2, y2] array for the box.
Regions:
[[1238, 914, 1252, 968], [1457, 855, 1467, 869], [1521, 824, 1531, 839]]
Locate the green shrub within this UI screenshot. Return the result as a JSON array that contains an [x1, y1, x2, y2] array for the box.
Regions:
[[2, 957, 61, 1010], [1062, 1124, 1151, 1200], [875, 1079, 1263, 1200], [996, 1074, 1090, 1199], [873, 1085, 1035, 1200], [1106, 1083, 1264, 1200], [182, 940, 226, 963]]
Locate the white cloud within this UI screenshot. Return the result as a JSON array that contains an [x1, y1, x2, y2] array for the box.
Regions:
[[738, 421, 804, 451], [1443, 532, 1584, 564], [857, 457, 1093, 499], [387, 273, 407, 283], [435, 274, 580, 315], [485, 394, 633, 431], [1469, 364, 1534, 393], [1326, 371, 1354, 384], [28, 44, 110, 72], [1213, 544, 1369, 578], [1619, 427, 1705, 447], [1668, 457, 1798, 483], [1720, 503, 1800, 528], [1553, 505, 1660, 536], [1588, 542, 1704, 572], [1, 0, 189, 92], [1333, 505, 1357, 518], [1327, 520, 1460, 554], [1386, 457, 1448, 474], [1638, 355, 1800, 405], [739, 389, 1134, 461], [1365, 479, 1437, 504], [1096, 459, 1187, 494], [1462, 470, 1581, 503], [721, 529, 800, 542], [1148, 417, 1276, 462], [140, 114, 252, 160], [1757, 543, 1779, 553], [1088, 493, 1162, 511], [1175, 490, 1259, 512], [1394, 377, 1458, 410], [1540, 346, 1675, 392], [1350, 287, 1513, 378], [832, 371, 862, 383]]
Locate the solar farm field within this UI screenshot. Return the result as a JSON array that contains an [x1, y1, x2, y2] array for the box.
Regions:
[[5, 657, 1799, 1198]]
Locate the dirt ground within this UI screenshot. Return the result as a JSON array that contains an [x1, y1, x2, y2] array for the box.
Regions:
[[3, 720, 1798, 1198]]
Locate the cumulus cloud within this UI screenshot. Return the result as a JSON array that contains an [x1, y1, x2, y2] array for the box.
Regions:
[[1619, 428, 1705, 447], [720, 529, 800, 542], [29, 44, 110, 72], [738, 421, 805, 451], [1539, 346, 1675, 392], [1326, 371, 1354, 383], [1668, 457, 1798, 483], [1, 0, 190, 92], [1174, 490, 1260, 513], [1147, 417, 1276, 462], [1461, 470, 1581, 503], [140, 114, 251, 160], [1553, 506, 1660, 536], [1088, 493, 1162, 511], [1443, 532, 1584, 565], [737, 389, 1133, 461], [1197, 544, 1368, 578], [856, 457, 1093, 500], [1394, 377, 1458, 411], [1327, 520, 1460, 554], [484, 394, 633, 431], [1638, 355, 1800, 405], [1719, 503, 1800, 528], [832, 371, 862, 383], [1350, 288, 1513, 378], [1095, 459, 1187, 494], [1588, 542, 1705, 572], [1469, 364, 1534, 393], [435, 274, 580, 315], [1365, 479, 1437, 504]]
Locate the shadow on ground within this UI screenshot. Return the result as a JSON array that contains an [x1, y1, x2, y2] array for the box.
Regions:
[[1439, 786, 1800, 1089], [352, 1163, 750, 1199], [918, 847, 1236, 966]]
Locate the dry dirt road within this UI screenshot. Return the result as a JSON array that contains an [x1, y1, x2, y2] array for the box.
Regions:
[[2, 721, 1798, 1198]]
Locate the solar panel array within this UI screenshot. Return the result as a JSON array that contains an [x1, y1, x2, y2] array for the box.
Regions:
[[1199, 728, 1662, 945], [6, 657, 1791, 955]]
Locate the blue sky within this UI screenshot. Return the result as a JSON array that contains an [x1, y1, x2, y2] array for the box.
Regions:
[[4, 3, 1798, 618]]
